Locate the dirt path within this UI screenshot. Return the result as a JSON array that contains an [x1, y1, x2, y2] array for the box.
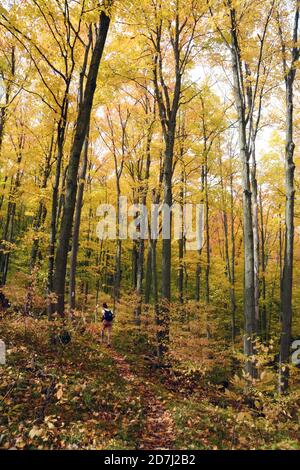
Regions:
[[109, 348, 175, 450]]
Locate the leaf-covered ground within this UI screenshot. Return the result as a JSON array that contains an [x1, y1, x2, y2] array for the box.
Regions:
[[0, 316, 145, 449], [0, 308, 300, 450]]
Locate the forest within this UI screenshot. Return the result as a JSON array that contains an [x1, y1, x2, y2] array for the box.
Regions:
[[0, 0, 300, 452]]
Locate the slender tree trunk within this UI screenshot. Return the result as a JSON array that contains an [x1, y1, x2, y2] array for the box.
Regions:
[[220, 152, 236, 344], [0, 140, 23, 285], [134, 235, 144, 324], [30, 202, 47, 269], [82, 197, 93, 309], [178, 237, 184, 304], [152, 239, 162, 357], [69, 133, 89, 312], [279, 210, 283, 282], [136, 239, 145, 298], [251, 148, 260, 331], [144, 242, 152, 304], [48, 125, 66, 316], [195, 165, 205, 301], [151, 184, 163, 357], [229, 5, 256, 377], [159, 135, 174, 354], [161, 137, 174, 302], [230, 162, 237, 342], [114, 240, 122, 301], [1, 201, 16, 285], [0, 107, 6, 154], [31, 135, 54, 269], [178, 168, 184, 304], [114, 179, 122, 302], [259, 187, 267, 342], [132, 244, 138, 287], [135, 134, 151, 322], [57, 166, 69, 231], [204, 158, 210, 304]]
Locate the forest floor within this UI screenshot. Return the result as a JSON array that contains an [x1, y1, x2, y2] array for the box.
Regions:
[[1, 302, 300, 450], [110, 348, 175, 450]]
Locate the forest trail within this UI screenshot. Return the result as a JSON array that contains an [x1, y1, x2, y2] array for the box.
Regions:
[[109, 348, 175, 450]]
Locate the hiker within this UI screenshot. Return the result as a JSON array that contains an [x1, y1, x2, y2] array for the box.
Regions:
[[100, 303, 114, 347]]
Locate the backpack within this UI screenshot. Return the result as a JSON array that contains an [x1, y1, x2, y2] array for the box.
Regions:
[[103, 309, 113, 322]]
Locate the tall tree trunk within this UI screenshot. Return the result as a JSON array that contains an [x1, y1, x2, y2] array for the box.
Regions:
[[229, 5, 256, 377], [83, 203, 93, 310], [132, 242, 138, 288], [251, 148, 260, 332], [135, 129, 152, 322], [0, 138, 23, 285], [151, 239, 161, 357], [48, 122, 67, 316], [144, 242, 152, 304], [151, 184, 163, 357], [54, 9, 111, 315], [178, 237, 184, 304], [114, 178, 122, 302], [114, 240, 122, 301], [279, 209, 283, 282], [159, 135, 174, 354], [152, 6, 182, 357], [195, 165, 205, 302], [134, 237, 144, 323], [204, 158, 210, 304], [220, 152, 236, 344], [1, 200, 16, 285], [178, 167, 185, 304], [69, 133, 89, 313], [259, 187, 267, 342], [31, 135, 54, 269], [161, 137, 174, 302], [279, 4, 299, 393], [229, 161, 237, 342]]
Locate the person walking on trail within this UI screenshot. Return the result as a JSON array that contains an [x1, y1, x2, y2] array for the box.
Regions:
[[100, 303, 114, 347]]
